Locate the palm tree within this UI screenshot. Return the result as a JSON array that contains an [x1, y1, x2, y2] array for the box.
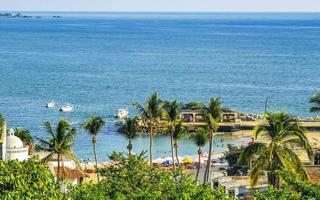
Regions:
[[203, 97, 222, 183], [172, 121, 186, 165], [0, 113, 5, 130], [310, 92, 320, 113], [14, 128, 34, 155], [134, 92, 163, 165], [117, 117, 139, 155], [82, 115, 106, 182], [189, 128, 208, 182], [0, 113, 6, 134], [37, 119, 79, 181], [239, 112, 314, 188], [163, 100, 181, 173]]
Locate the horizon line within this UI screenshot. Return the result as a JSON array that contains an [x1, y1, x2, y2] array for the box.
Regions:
[[1, 10, 320, 13]]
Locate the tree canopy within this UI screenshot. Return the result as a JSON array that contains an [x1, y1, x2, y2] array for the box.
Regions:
[[0, 158, 63, 200], [69, 152, 235, 200]]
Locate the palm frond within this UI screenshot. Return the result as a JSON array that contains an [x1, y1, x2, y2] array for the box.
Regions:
[[239, 142, 267, 165], [250, 154, 268, 187]]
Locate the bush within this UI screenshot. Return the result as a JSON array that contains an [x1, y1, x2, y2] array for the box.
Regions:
[[70, 152, 235, 200], [0, 158, 63, 200]]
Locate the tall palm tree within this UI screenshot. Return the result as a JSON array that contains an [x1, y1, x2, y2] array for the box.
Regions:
[[310, 92, 320, 113], [203, 97, 222, 183], [189, 128, 208, 182], [37, 119, 79, 181], [239, 112, 314, 188], [82, 115, 106, 182], [172, 121, 186, 165], [163, 100, 181, 173], [134, 92, 163, 165], [117, 117, 139, 155], [14, 128, 34, 155], [0, 113, 5, 130]]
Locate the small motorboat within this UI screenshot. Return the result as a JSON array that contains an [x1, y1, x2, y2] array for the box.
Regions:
[[115, 108, 128, 119], [59, 104, 73, 112], [45, 100, 55, 108]]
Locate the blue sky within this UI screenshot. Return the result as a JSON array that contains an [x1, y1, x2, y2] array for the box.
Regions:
[[1, 0, 320, 12]]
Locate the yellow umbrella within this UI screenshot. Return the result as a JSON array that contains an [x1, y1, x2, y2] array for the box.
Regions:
[[182, 157, 193, 164]]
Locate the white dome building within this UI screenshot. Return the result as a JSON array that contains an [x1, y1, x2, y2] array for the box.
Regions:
[[6, 128, 28, 161]]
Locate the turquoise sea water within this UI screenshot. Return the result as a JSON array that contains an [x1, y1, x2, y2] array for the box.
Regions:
[[0, 13, 320, 161]]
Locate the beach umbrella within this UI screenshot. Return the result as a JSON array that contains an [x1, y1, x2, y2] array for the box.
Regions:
[[201, 152, 209, 158], [182, 157, 193, 164], [162, 160, 171, 167]]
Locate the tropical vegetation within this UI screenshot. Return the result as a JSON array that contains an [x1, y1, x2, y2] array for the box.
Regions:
[[0, 158, 63, 199], [163, 100, 181, 174], [69, 152, 234, 200], [189, 128, 208, 182], [0, 113, 5, 130], [310, 91, 320, 113], [37, 119, 79, 181], [239, 112, 314, 188], [82, 115, 106, 182], [14, 128, 34, 155], [224, 144, 248, 176], [117, 117, 139, 155], [133, 92, 163, 165], [203, 97, 222, 183]]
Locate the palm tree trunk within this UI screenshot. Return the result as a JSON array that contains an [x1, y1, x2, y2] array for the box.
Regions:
[[170, 124, 176, 175], [92, 136, 100, 182], [204, 131, 213, 184], [268, 171, 280, 189], [57, 153, 60, 182], [127, 139, 132, 156], [195, 148, 201, 182], [149, 125, 154, 165], [175, 144, 180, 165]]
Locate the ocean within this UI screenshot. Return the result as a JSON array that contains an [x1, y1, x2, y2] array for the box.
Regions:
[[0, 12, 320, 161]]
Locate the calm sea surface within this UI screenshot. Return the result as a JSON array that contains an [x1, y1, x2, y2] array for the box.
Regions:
[[1, 13, 320, 161]]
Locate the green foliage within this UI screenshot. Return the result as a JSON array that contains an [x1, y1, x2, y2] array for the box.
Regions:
[[163, 100, 181, 122], [37, 119, 79, 166], [279, 170, 320, 199], [117, 117, 139, 140], [224, 144, 247, 176], [205, 97, 222, 120], [239, 112, 313, 187], [14, 128, 34, 145], [182, 101, 205, 110], [255, 186, 300, 200], [133, 92, 163, 120], [309, 92, 320, 113], [0, 113, 5, 130], [117, 117, 139, 154], [189, 128, 208, 148], [0, 158, 63, 200], [69, 152, 235, 200], [255, 170, 320, 200], [82, 116, 106, 140]]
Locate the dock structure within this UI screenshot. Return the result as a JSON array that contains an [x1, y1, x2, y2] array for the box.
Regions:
[[182, 119, 320, 132]]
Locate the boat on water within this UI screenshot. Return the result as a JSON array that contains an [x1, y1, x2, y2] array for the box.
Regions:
[[45, 100, 55, 108], [115, 108, 128, 119], [59, 105, 73, 112]]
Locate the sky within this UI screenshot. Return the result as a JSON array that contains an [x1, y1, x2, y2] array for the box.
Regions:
[[1, 0, 320, 12]]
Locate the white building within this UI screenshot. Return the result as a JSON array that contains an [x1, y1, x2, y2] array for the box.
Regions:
[[6, 128, 29, 161]]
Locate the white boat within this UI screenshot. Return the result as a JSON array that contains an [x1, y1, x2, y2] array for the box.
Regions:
[[45, 100, 55, 108], [115, 108, 128, 119], [59, 105, 73, 112]]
